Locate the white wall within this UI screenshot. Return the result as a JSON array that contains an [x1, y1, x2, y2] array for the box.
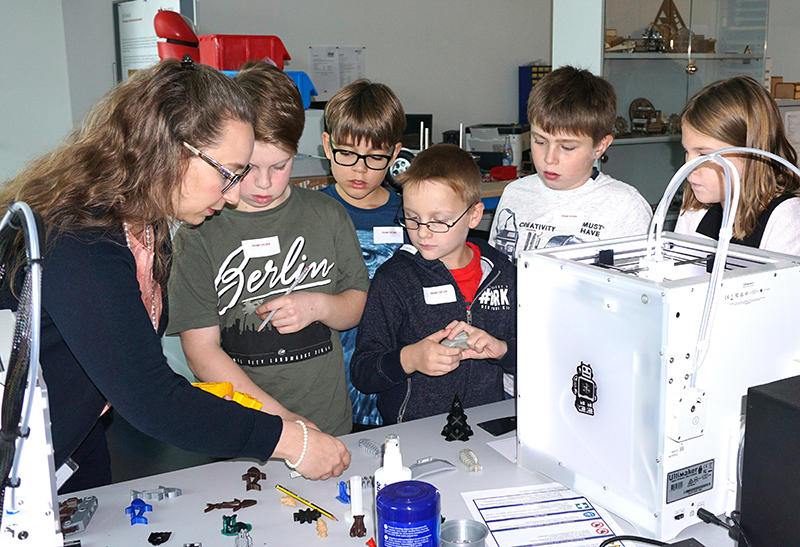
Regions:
[[552, 0, 604, 73], [61, 0, 553, 142], [768, 0, 800, 81], [5, 0, 799, 181], [0, 0, 73, 180], [62, 0, 118, 126], [9, 0, 550, 178], [192, 0, 551, 141]]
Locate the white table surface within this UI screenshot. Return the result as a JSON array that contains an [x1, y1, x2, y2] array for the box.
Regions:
[[61, 400, 734, 546]]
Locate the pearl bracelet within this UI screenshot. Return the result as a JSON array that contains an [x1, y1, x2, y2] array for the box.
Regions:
[[285, 420, 308, 469]]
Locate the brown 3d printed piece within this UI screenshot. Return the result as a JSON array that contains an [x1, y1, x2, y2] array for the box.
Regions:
[[349, 514, 367, 538], [241, 466, 267, 491], [204, 499, 257, 513]]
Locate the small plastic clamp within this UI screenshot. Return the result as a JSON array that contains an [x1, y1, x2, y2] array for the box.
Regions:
[[221, 514, 252, 536], [131, 485, 182, 502], [409, 457, 457, 479], [192, 381, 234, 398], [358, 438, 381, 458], [241, 466, 266, 491], [234, 530, 254, 547], [125, 498, 152, 525], [317, 518, 328, 538], [336, 481, 351, 504]]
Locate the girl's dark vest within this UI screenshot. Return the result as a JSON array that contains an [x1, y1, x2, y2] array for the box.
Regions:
[[696, 194, 795, 247]]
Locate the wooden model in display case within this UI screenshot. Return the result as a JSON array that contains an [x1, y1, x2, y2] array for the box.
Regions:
[[629, 98, 670, 134]]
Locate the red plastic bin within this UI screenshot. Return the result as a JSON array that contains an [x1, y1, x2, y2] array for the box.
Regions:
[[198, 34, 291, 71]]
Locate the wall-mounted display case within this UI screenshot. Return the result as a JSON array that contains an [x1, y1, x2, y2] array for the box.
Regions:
[[557, 0, 770, 203], [605, 0, 768, 140], [603, 0, 769, 203]]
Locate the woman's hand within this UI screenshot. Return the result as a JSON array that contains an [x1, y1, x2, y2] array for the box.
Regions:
[[275, 409, 320, 432], [296, 427, 351, 480], [272, 420, 351, 480]]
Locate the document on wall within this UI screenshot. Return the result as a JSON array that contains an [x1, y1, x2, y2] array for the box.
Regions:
[[115, 0, 184, 80], [785, 111, 800, 152], [461, 482, 627, 547], [308, 46, 366, 101]]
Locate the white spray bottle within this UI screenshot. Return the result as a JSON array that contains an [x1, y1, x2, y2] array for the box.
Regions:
[[374, 433, 412, 498]]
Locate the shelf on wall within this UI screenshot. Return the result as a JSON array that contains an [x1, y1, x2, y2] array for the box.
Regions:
[[610, 134, 682, 146], [604, 52, 763, 60]]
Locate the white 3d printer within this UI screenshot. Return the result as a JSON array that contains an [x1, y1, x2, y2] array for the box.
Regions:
[[0, 203, 62, 545], [516, 149, 800, 540]]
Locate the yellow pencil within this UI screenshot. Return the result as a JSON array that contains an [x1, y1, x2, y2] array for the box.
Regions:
[[276, 484, 338, 521]]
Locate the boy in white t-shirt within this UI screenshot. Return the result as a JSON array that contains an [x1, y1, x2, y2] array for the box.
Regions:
[[489, 66, 652, 259]]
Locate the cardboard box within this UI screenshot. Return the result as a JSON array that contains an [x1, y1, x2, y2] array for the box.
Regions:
[[771, 76, 783, 97], [774, 82, 800, 100]]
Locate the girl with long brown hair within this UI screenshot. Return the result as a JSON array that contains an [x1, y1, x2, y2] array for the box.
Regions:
[[676, 75, 800, 254]]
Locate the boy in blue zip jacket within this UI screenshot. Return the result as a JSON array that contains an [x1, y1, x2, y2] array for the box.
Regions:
[[320, 79, 408, 431], [351, 144, 516, 424]]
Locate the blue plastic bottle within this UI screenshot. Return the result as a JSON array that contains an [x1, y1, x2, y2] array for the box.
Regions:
[[375, 481, 440, 547]]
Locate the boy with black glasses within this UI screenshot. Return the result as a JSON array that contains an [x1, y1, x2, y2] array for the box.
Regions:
[[320, 79, 408, 430], [351, 144, 517, 424]]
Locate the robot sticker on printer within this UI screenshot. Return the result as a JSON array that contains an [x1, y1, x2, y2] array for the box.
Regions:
[[572, 361, 598, 416]]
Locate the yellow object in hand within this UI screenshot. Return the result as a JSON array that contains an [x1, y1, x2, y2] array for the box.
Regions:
[[192, 381, 234, 398], [232, 391, 264, 411], [192, 382, 263, 411]]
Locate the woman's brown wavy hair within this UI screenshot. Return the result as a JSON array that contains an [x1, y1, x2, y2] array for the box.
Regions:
[[0, 58, 255, 287], [681, 75, 800, 239]]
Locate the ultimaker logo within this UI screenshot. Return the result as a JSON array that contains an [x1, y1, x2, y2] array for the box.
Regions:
[[477, 286, 510, 309]]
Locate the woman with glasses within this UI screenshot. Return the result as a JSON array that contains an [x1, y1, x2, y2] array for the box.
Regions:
[[0, 59, 349, 492]]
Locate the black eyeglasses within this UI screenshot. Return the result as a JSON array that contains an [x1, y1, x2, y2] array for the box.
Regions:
[[330, 143, 393, 171], [183, 142, 251, 194], [395, 202, 478, 233]]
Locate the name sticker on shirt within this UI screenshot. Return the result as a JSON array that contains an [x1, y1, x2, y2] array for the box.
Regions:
[[556, 211, 584, 231], [242, 236, 280, 259], [423, 284, 457, 305], [373, 226, 404, 244]]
